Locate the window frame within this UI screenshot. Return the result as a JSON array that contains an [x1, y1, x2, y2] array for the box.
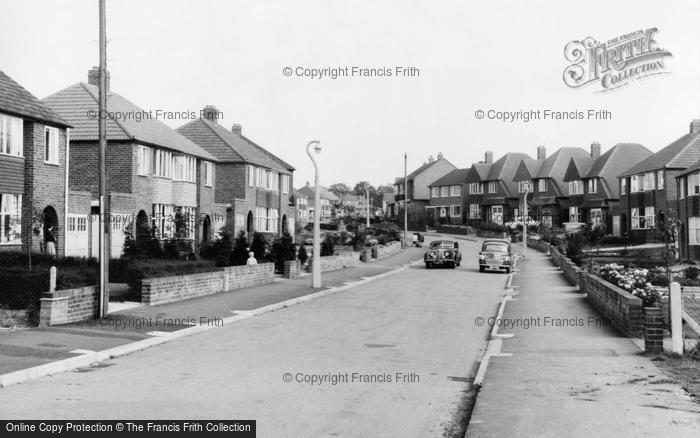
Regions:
[[44, 126, 59, 164], [0, 113, 23, 157]]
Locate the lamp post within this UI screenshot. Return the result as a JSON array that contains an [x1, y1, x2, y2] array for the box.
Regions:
[[364, 183, 370, 229], [306, 140, 322, 288], [523, 179, 532, 259]]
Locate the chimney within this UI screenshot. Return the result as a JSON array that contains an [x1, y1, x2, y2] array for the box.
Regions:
[[590, 142, 601, 159], [437, 152, 444, 160], [537, 145, 546, 160], [232, 123, 242, 135], [428, 155, 435, 163], [201, 105, 221, 123], [305, 181, 310, 187], [485, 150, 493, 164], [691, 119, 700, 134], [87, 66, 110, 92]]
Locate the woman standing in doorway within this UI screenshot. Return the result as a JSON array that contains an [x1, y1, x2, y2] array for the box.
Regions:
[[45, 226, 56, 256]]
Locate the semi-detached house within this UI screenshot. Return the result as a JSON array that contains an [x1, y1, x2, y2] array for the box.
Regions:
[[0, 70, 72, 256], [177, 107, 295, 238], [43, 68, 222, 258]]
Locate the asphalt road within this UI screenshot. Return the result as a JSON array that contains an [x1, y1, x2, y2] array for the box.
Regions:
[[0, 237, 507, 437]]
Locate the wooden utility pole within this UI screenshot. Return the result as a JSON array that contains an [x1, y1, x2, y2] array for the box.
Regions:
[[98, 0, 109, 317]]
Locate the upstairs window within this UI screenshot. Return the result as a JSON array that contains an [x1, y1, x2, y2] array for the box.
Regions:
[[431, 187, 440, 198], [450, 185, 461, 197], [538, 179, 547, 192], [688, 172, 700, 196], [282, 174, 290, 194], [620, 178, 626, 195], [568, 180, 584, 195], [487, 181, 498, 193], [630, 175, 640, 193], [154, 150, 172, 178], [588, 178, 597, 193], [440, 186, 449, 197], [173, 156, 197, 182], [657, 171, 664, 190], [44, 127, 59, 164], [247, 165, 255, 187], [469, 183, 483, 194], [137, 145, 151, 175], [0, 114, 23, 157], [204, 162, 213, 187], [642, 172, 655, 191]]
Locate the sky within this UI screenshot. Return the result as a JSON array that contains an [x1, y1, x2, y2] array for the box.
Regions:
[[2, 0, 699, 189]]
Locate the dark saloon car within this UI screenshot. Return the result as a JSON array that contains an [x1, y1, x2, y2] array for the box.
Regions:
[[478, 239, 512, 273], [424, 240, 461, 269]]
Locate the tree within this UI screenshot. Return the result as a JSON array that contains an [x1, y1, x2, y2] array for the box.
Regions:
[[328, 183, 352, 198], [297, 245, 308, 265], [271, 232, 296, 273], [230, 230, 249, 266], [321, 235, 335, 256], [655, 209, 681, 288], [251, 232, 268, 261]]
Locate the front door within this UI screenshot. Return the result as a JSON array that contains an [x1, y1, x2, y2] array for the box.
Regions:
[[491, 206, 503, 224]]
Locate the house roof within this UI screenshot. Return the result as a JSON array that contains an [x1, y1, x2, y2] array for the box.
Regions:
[[621, 131, 700, 176], [486, 152, 532, 181], [428, 168, 469, 187], [536, 147, 592, 179], [465, 162, 493, 183], [0, 70, 70, 127], [177, 118, 293, 172], [42, 82, 216, 160], [513, 158, 544, 182], [586, 143, 652, 198], [394, 157, 455, 184], [296, 185, 340, 202]]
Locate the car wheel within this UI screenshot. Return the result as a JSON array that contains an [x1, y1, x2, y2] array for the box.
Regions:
[[425, 262, 431, 269], [505, 267, 511, 274], [479, 266, 485, 273]]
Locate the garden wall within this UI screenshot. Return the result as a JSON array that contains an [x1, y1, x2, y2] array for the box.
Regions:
[[307, 252, 361, 273], [579, 273, 644, 337], [477, 229, 508, 239], [39, 286, 99, 327], [141, 263, 275, 306], [376, 242, 402, 259]]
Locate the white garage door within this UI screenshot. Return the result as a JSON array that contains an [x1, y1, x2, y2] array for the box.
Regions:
[[110, 218, 127, 259], [65, 214, 89, 257]]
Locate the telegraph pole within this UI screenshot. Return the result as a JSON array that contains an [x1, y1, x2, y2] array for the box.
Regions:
[[98, 0, 109, 317]]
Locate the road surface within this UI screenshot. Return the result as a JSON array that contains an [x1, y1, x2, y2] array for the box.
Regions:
[[0, 237, 507, 437]]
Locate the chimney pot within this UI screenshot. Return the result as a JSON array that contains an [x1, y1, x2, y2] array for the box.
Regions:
[[87, 66, 110, 92], [537, 145, 546, 160], [201, 105, 221, 123], [690, 119, 700, 134], [232, 123, 242, 135], [437, 152, 444, 160], [590, 142, 601, 159], [428, 155, 434, 163], [485, 150, 493, 164]]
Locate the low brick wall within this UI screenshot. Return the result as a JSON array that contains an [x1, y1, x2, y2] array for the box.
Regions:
[[142, 263, 275, 306], [580, 272, 644, 337], [308, 252, 361, 273], [39, 286, 99, 327], [526, 236, 551, 253], [477, 229, 508, 239], [376, 242, 402, 259]]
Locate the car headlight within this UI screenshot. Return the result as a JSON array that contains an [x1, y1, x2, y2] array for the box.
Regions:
[[503, 256, 510, 261], [444, 251, 451, 257], [429, 251, 436, 258], [479, 254, 486, 260]]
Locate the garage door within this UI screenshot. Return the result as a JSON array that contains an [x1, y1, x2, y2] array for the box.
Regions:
[[65, 214, 89, 257]]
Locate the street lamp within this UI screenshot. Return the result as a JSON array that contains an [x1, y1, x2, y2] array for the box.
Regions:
[[364, 183, 370, 229], [306, 140, 322, 288], [522, 179, 532, 259]]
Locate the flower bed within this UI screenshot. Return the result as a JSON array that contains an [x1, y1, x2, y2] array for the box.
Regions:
[[597, 263, 665, 307]]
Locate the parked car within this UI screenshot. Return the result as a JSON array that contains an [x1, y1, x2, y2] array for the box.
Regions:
[[478, 239, 512, 273], [424, 240, 461, 269]]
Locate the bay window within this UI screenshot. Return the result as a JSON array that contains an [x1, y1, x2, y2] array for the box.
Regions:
[[590, 208, 602, 225], [137, 145, 151, 175], [0, 113, 23, 157], [173, 156, 197, 182], [569, 206, 581, 222], [568, 180, 584, 195], [152, 203, 174, 238], [450, 205, 461, 217], [469, 204, 480, 219], [154, 150, 172, 178]]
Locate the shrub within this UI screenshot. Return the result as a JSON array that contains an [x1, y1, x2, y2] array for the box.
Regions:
[[351, 231, 366, 251], [598, 235, 631, 246], [251, 232, 268, 261], [598, 263, 663, 307], [144, 227, 163, 259], [685, 266, 699, 280], [646, 267, 669, 287], [230, 231, 249, 266], [297, 245, 308, 265], [212, 231, 233, 267], [199, 240, 216, 260], [480, 222, 508, 233], [163, 239, 180, 260], [565, 232, 585, 265], [271, 232, 296, 273], [321, 236, 335, 256]]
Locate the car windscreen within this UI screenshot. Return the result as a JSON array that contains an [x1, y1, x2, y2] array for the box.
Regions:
[[483, 243, 508, 253], [430, 242, 454, 250]]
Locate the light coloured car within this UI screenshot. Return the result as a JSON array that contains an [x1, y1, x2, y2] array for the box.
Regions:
[[479, 239, 512, 273]]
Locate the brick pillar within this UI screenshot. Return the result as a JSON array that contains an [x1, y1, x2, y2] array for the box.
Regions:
[[284, 260, 300, 279], [644, 307, 664, 354]]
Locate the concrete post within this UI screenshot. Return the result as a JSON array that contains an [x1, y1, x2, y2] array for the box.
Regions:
[[49, 266, 57, 292], [670, 282, 683, 355]]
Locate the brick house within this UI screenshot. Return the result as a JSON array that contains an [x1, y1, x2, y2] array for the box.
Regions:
[[619, 120, 700, 243], [563, 143, 652, 234], [473, 151, 533, 225], [426, 168, 469, 225], [0, 70, 72, 256], [464, 159, 493, 227], [513, 145, 596, 229], [177, 108, 295, 239], [294, 189, 309, 226], [43, 68, 222, 258], [296, 183, 339, 223], [389, 153, 456, 229]]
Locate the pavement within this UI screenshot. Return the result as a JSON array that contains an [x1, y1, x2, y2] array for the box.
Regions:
[[0, 247, 422, 377], [468, 247, 700, 438], [0, 236, 507, 437]]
